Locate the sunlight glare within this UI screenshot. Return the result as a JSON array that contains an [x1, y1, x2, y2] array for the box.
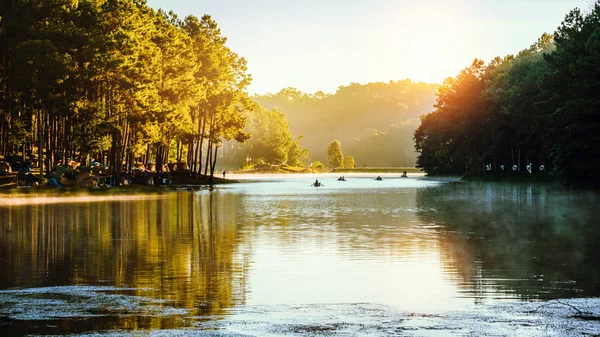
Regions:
[[379, 2, 479, 84]]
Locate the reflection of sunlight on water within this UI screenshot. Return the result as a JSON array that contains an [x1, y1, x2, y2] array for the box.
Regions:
[[221, 175, 441, 197], [245, 229, 467, 312], [0, 194, 168, 206], [228, 177, 471, 312], [1, 178, 599, 334]]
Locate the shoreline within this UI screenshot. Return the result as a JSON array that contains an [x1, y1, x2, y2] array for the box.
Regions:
[[0, 171, 239, 194], [0, 287, 598, 336], [0, 170, 566, 195], [232, 166, 421, 174]]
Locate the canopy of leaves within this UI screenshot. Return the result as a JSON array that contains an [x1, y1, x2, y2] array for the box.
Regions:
[[219, 105, 308, 167], [244, 107, 291, 164], [343, 155, 355, 168], [415, 2, 600, 187], [0, 0, 254, 179]]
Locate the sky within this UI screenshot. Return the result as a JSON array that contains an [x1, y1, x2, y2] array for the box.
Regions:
[[146, 0, 592, 95]]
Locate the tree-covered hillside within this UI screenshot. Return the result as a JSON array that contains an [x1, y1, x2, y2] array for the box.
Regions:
[[255, 80, 438, 166], [219, 105, 308, 168]]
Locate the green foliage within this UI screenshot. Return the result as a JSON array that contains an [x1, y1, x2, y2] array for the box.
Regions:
[[353, 122, 418, 167], [327, 140, 343, 168], [0, 0, 253, 181], [243, 107, 292, 164], [182, 14, 253, 175], [287, 136, 309, 167], [313, 161, 325, 170], [415, 59, 488, 175], [219, 106, 308, 167], [539, 4, 600, 186], [255, 80, 437, 166], [415, 2, 600, 187], [343, 155, 355, 168]]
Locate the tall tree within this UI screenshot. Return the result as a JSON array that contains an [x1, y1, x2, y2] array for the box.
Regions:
[[541, 5, 600, 186], [414, 2, 600, 187], [0, 0, 255, 185], [287, 136, 309, 167], [327, 139, 343, 168], [343, 155, 355, 168], [183, 14, 251, 178], [151, 10, 197, 173]]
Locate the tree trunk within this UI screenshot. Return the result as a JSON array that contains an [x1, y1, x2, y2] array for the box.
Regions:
[[109, 128, 120, 186], [187, 142, 193, 172], [176, 139, 181, 167], [197, 112, 207, 175], [204, 138, 212, 176], [164, 139, 169, 170], [210, 144, 218, 178], [144, 144, 150, 167], [511, 144, 515, 167], [203, 111, 215, 176], [156, 144, 163, 173], [38, 109, 43, 179], [491, 122, 496, 172], [45, 112, 51, 177]]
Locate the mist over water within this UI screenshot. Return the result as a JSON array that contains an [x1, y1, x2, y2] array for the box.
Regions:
[[0, 175, 598, 335]]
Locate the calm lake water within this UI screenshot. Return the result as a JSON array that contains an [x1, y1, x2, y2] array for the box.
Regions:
[[1, 174, 599, 335]]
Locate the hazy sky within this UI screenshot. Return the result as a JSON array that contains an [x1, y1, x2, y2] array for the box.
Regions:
[[146, 0, 591, 94]]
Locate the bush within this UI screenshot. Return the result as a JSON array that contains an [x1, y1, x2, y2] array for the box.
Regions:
[[343, 156, 355, 168], [313, 161, 325, 169]]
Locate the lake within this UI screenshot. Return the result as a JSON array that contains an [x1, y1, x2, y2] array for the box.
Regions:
[[1, 174, 599, 336]]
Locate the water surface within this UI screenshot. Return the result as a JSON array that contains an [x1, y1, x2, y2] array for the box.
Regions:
[[0, 174, 598, 335]]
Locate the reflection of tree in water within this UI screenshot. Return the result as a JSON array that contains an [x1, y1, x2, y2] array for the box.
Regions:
[[416, 182, 600, 301], [0, 193, 250, 333]]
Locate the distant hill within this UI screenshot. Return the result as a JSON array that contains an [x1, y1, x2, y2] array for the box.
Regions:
[[254, 80, 438, 166]]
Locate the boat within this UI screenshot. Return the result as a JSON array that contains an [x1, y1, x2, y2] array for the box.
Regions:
[[311, 180, 324, 187]]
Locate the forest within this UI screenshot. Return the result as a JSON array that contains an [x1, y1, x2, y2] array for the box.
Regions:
[[254, 81, 438, 167], [2, 1, 599, 186], [218, 105, 306, 168], [414, 3, 600, 187], [0, 0, 254, 183]]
